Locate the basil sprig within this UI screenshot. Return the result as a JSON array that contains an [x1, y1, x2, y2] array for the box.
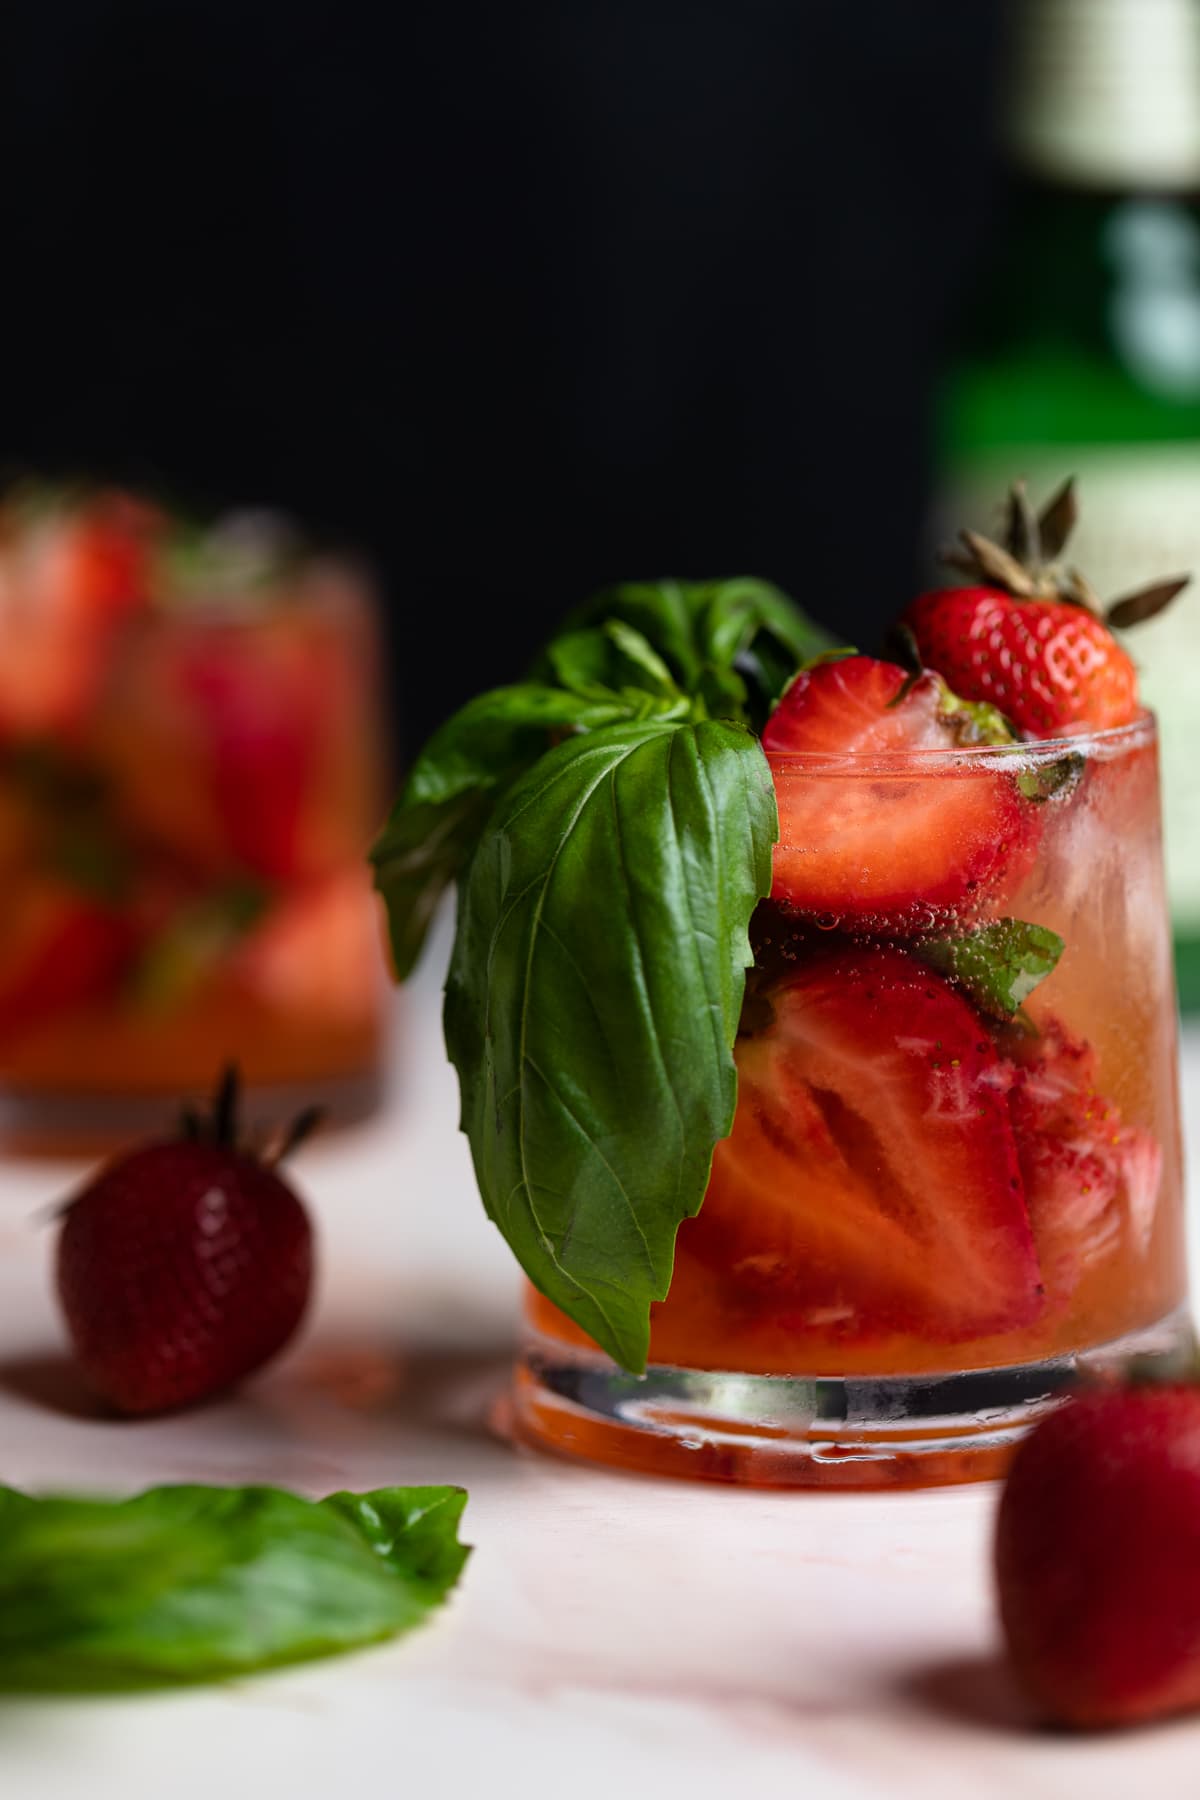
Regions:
[[371, 578, 828, 979], [535, 576, 833, 730], [0, 1483, 469, 1691], [373, 578, 819, 1367]]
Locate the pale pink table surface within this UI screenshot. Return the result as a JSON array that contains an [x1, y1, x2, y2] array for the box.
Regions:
[[3, 918, 1199, 1800]]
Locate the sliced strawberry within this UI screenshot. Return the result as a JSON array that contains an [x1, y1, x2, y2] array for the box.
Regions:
[[684, 945, 1043, 1340], [0, 491, 160, 740], [762, 655, 1032, 931], [1004, 1018, 1162, 1302], [175, 634, 319, 883], [62, 493, 161, 626], [232, 870, 384, 1028], [0, 886, 135, 1047]]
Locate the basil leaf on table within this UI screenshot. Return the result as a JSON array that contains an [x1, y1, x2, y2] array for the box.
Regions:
[[0, 1483, 469, 1691], [444, 717, 777, 1372]]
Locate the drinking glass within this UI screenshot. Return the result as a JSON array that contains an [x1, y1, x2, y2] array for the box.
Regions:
[[514, 715, 1191, 1486], [0, 499, 388, 1148]]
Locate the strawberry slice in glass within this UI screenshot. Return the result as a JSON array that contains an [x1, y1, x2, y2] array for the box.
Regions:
[[763, 656, 1034, 932], [685, 945, 1044, 1342]]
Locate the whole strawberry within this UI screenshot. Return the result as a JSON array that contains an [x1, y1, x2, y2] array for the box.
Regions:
[[995, 1382, 1200, 1728], [56, 1067, 318, 1415], [907, 480, 1189, 739]]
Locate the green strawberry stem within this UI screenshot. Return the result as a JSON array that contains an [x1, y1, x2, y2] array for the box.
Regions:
[[178, 1063, 324, 1163]]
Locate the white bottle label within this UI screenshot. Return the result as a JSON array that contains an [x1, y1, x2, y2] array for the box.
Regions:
[[1010, 0, 1200, 190]]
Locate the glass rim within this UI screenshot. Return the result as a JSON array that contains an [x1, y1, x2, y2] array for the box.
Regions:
[[764, 708, 1156, 774]]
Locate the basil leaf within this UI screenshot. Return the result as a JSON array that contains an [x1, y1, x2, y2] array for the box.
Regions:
[[918, 918, 1065, 1019], [543, 578, 833, 730], [371, 684, 633, 978], [374, 577, 822, 978], [0, 1483, 468, 1692], [1016, 752, 1086, 805], [399, 683, 635, 813], [444, 717, 776, 1371], [547, 622, 692, 714], [371, 789, 495, 980]]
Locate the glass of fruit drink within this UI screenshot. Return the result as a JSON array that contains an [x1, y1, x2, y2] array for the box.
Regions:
[[0, 489, 388, 1148], [520, 694, 1187, 1483], [374, 488, 1192, 1487]]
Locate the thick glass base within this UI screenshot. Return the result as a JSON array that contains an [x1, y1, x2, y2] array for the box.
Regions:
[[513, 1306, 1197, 1489]]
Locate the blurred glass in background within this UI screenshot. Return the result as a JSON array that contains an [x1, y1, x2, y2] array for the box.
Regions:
[[0, 488, 387, 1149], [935, 0, 1200, 1008]]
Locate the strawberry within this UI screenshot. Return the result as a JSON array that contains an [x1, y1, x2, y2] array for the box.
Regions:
[[995, 1382, 1200, 1728], [906, 479, 1189, 740], [174, 631, 320, 883], [102, 622, 320, 884], [233, 870, 384, 1028], [1005, 1018, 1161, 1304], [686, 945, 1043, 1340], [56, 1067, 317, 1415], [761, 654, 1032, 931], [0, 884, 134, 1047], [0, 489, 160, 740]]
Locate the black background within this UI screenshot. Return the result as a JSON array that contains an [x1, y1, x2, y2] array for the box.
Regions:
[[3, 1, 1005, 754]]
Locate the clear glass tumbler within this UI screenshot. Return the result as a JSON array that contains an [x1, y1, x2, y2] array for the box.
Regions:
[[0, 497, 388, 1149], [514, 715, 1192, 1486]]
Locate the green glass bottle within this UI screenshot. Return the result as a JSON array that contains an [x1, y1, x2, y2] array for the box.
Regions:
[[937, 0, 1200, 1008]]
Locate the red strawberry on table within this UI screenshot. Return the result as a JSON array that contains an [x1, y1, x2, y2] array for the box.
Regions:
[[762, 653, 1033, 931], [906, 479, 1189, 739], [56, 1067, 317, 1415], [691, 945, 1043, 1340], [996, 1382, 1200, 1728]]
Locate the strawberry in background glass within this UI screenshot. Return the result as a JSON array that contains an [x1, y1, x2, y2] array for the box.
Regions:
[[0, 488, 161, 742]]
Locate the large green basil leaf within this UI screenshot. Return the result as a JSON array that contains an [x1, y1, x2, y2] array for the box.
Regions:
[[0, 1483, 469, 1691], [444, 718, 776, 1371], [370, 669, 696, 979], [371, 684, 635, 978]]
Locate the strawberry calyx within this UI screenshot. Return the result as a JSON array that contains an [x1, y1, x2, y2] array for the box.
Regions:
[[942, 478, 1190, 632], [178, 1062, 324, 1167]]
